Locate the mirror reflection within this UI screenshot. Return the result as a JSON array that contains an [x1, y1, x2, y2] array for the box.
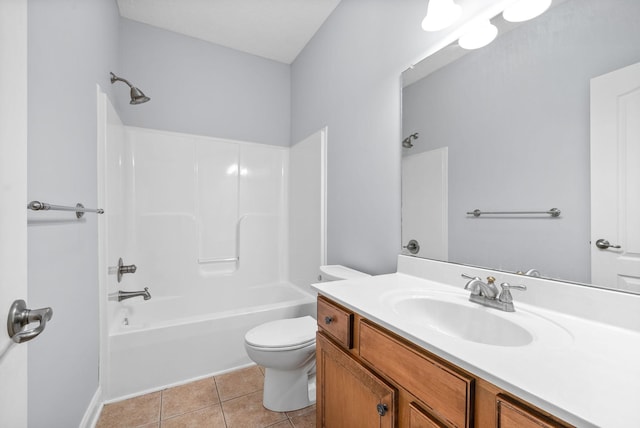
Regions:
[[401, 0, 640, 290]]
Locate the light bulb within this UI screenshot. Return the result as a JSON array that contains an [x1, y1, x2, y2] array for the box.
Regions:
[[458, 19, 498, 50], [421, 0, 462, 32], [503, 0, 552, 23]]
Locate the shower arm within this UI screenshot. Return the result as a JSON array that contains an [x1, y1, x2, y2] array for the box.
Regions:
[[110, 72, 134, 89]]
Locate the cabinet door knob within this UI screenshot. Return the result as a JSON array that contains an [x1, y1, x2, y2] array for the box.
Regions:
[[324, 316, 334, 324], [376, 403, 388, 416]]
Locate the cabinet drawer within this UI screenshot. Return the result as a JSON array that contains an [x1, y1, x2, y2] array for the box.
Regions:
[[359, 320, 473, 428], [317, 296, 354, 349], [497, 395, 573, 428]]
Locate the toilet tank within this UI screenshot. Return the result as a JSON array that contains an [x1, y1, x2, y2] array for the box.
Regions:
[[318, 265, 370, 282]]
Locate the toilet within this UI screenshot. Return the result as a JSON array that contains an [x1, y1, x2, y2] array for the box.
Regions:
[[244, 265, 370, 412]]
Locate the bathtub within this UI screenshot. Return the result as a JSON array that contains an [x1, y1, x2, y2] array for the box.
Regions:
[[106, 282, 316, 400]]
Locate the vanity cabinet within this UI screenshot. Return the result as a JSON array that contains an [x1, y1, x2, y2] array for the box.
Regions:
[[317, 332, 396, 427], [316, 296, 574, 428], [496, 394, 565, 428]]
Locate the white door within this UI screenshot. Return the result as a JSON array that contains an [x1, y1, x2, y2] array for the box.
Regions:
[[0, 0, 29, 426], [401, 147, 448, 260], [591, 61, 640, 292]]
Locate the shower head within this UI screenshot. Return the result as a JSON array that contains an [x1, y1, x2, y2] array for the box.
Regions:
[[110, 72, 150, 105], [402, 132, 419, 148]]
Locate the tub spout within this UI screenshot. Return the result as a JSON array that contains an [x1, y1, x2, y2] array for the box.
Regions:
[[117, 287, 151, 302]]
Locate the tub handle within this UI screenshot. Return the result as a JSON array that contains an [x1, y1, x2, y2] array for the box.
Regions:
[[117, 257, 137, 283]]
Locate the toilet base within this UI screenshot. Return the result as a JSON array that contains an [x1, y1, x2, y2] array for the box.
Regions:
[[263, 366, 316, 412]]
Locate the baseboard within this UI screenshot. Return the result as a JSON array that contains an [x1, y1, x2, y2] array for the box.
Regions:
[[79, 387, 103, 428]]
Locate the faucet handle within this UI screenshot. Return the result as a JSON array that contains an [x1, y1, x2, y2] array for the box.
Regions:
[[498, 282, 527, 303], [461, 274, 481, 294]]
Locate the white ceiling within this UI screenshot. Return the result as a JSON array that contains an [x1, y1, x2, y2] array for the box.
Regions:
[[116, 0, 342, 64]]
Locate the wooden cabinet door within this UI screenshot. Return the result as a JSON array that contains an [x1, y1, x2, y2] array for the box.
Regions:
[[359, 320, 473, 428], [409, 402, 448, 428], [497, 395, 572, 428], [317, 332, 396, 428]]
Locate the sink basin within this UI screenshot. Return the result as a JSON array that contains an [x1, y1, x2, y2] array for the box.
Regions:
[[392, 296, 534, 347]]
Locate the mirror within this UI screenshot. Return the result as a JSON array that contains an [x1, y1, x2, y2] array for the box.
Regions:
[[401, 0, 640, 289]]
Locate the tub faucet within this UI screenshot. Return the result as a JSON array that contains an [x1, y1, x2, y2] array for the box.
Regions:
[[461, 274, 525, 312], [117, 287, 151, 302]]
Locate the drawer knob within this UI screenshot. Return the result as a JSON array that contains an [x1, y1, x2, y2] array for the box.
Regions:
[[377, 403, 388, 416], [324, 316, 334, 324]]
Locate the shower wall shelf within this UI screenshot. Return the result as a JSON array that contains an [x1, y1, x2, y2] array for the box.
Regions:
[[27, 200, 104, 219], [467, 208, 561, 217]]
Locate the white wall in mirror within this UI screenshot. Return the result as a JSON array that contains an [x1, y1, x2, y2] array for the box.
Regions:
[[402, 0, 640, 287]]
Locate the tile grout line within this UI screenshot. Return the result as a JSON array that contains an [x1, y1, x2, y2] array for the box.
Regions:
[[213, 376, 229, 427], [159, 387, 164, 426]]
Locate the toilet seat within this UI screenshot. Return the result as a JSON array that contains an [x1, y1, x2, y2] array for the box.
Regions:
[[245, 316, 317, 350]]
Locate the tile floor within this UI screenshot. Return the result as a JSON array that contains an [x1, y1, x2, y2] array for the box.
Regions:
[[96, 366, 316, 428]]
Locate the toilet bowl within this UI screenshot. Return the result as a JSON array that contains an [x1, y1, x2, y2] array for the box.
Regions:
[[244, 265, 370, 412]]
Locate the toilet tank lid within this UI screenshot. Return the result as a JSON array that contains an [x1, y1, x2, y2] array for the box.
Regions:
[[319, 265, 370, 281], [245, 316, 317, 348]]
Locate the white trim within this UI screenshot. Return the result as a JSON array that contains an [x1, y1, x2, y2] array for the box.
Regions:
[[319, 126, 328, 266], [0, 1, 28, 426], [79, 387, 103, 428], [96, 86, 109, 401]]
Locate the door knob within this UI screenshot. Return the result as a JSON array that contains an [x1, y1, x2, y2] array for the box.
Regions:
[[595, 239, 621, 250], [376, 403, 388, 416], [7, 300, 53, 344], [403, 239, 420, 254]]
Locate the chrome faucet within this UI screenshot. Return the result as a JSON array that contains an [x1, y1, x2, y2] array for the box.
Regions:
[[462, 274, 499, 298], [516, 268, 541, 277], [117, 287, 151, 302], [461, 274, 526, 312]]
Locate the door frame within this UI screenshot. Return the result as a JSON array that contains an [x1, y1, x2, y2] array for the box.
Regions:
[[0, 0, 29, 426]]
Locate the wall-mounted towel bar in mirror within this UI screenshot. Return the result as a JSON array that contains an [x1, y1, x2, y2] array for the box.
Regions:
[[27, 200, 104, 219], [467, 208, 561, 218]]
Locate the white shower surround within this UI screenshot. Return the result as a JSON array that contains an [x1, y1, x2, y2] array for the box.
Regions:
[[98, 92, 323, 400]]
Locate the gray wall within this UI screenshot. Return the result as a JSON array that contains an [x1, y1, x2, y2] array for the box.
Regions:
[[116, 0, 513, 277], [290, 0, 500, 274], [27, 1, 119, 427], [402, 0, 640, 283], [116, 18, 291, 147], [117, 0, 476, 275], [291, 0, 422, 275]]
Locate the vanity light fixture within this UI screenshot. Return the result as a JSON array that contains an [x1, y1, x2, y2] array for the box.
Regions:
[[503, 0, 552, 23], [421, 0, 462, 32], [458, 18, 498, 50]]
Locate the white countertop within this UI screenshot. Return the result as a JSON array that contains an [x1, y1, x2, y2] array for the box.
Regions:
[[312, 263, 640, 428]]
